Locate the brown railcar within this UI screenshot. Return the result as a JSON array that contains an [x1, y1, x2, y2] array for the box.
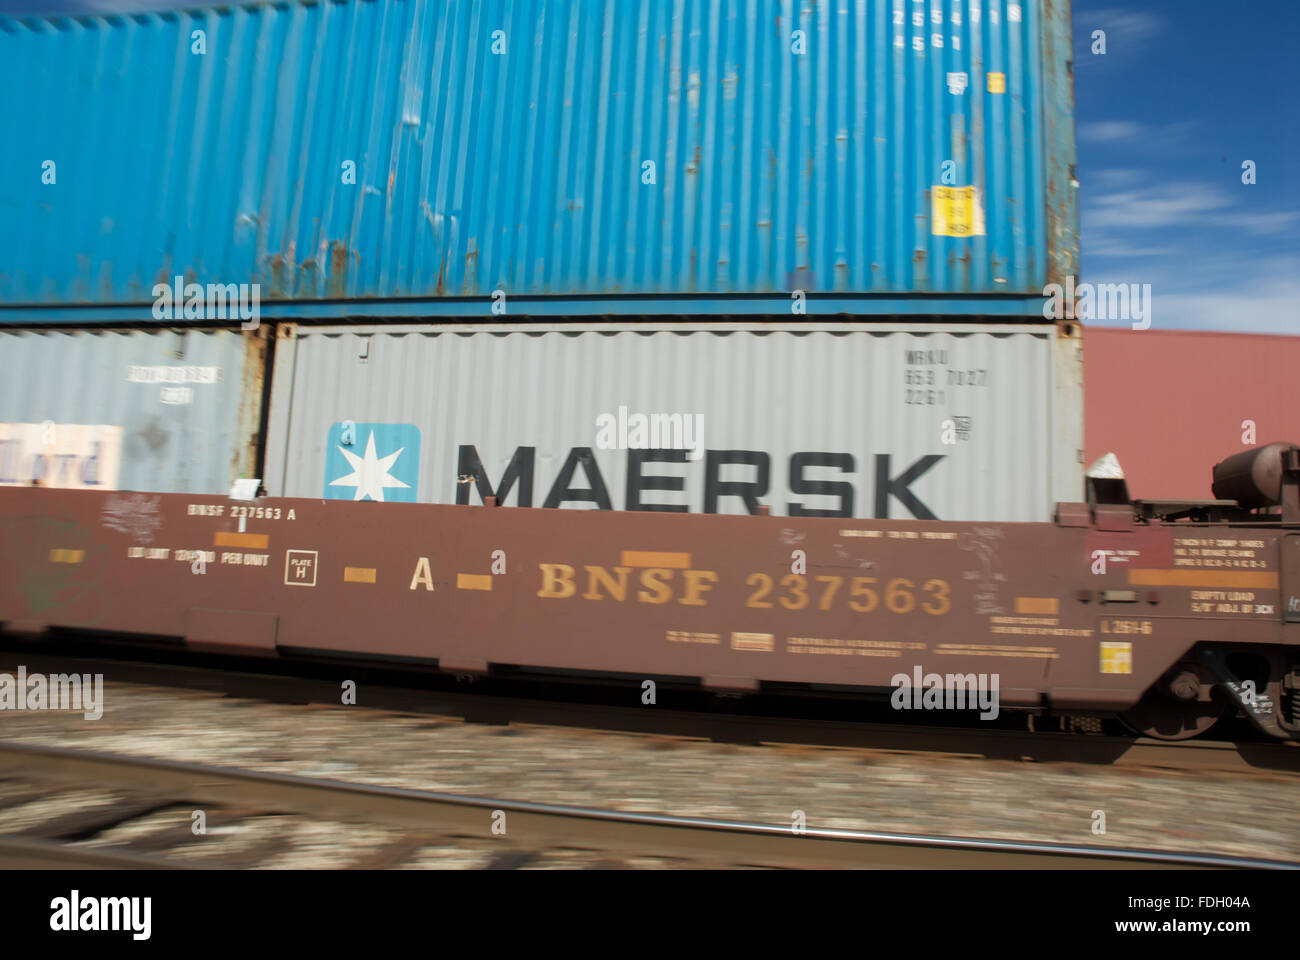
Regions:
[[2, 445, 1298, 741]]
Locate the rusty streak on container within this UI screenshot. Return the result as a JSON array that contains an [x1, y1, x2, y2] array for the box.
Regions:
[[1040, 0, 1080, 289], [237, 328, 270, 488]]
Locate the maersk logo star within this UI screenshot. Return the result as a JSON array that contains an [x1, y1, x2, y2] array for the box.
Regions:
[[323, 423, 420, 502], [330, 431, 408, 500]]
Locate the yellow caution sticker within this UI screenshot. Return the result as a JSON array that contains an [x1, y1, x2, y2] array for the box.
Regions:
[[931, 186, 986, 237], [1099, 641, 1133, 675], [987, 72, 1006, 94]]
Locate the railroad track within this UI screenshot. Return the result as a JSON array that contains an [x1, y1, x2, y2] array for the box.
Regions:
[[2, 646, 1296, 779], [0, 741, 1293, 870]]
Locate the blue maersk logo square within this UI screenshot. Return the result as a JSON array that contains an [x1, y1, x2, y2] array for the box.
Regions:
[[323, 422, 420, 502]]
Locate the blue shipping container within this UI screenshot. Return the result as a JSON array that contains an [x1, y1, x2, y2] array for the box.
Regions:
[[0, 0, 1077, 321]]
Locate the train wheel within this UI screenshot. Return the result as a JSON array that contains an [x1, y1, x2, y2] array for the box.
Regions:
[[1119, 663, 1228, 740]]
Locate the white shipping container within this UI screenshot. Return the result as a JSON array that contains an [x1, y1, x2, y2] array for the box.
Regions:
[[264, 322, 1083, 521], [0, 328, 266, 494]]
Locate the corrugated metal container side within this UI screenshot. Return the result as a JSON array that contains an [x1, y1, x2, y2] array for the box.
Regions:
[[0, 0, 1077, 321], [264, 321, 1083, 521], [1085, 327, 1300, 502], [0, 328, 266, 493]]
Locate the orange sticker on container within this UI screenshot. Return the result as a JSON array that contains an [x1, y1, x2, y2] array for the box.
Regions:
[[215, 531, 269, 549], [621, 550, 691, 569], [1015, 597, 1059, 615]]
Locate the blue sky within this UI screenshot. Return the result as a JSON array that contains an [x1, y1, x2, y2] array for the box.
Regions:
[[4, 0, 1296, 333], [1073, 0, 1299, 333]]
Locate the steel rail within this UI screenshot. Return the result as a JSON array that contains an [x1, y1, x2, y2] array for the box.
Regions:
[[0, 741, 1293, 871]]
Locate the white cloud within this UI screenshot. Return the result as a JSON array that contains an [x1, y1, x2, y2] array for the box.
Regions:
[[1087, 10, 1163, 42], [1079, 119, 1201, 153], [1089, 168, 1145, 189], [1075, 10, 1164, 63], [1079, 121, 1144, 143], [1220, 211, 1300, 235], [1084, 241, 1176, 257], [1083, 179, 1300, 251], [1084, 183, 1229, 230], [1083, 256, 1300, 334], [1149, 283, 1300, 334]]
